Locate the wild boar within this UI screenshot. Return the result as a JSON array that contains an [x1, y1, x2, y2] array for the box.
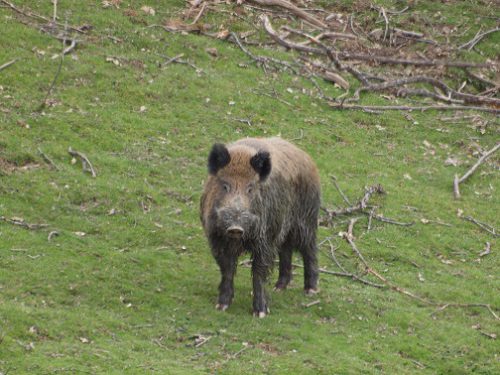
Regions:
[[200, 137, 320, 317]]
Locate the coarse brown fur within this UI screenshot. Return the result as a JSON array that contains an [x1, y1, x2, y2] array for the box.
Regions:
[[200, 137, 321, 317]]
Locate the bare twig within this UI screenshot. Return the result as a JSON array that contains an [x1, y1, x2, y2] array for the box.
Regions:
[[48, 231, 59, 241], [0, 0, 87, 33], [330, 175, 351, 205], [190, 1, 207, 25], [249, 0, 328, 28], [355, 76, 500, 106], [303, 300, 320, 308], [432, 303, 499, 321], [0, 216, 49, 230], [0, 58, 17, 72], [68, 147, 97, 177], [328, 103, 500, 114], [462, 215, 498, 237], [479, 242, 491, 257], [459, 27, 500, 50], [37, 18, 68, 111], [454, 143, 500, 199], [339, 220, 499, 320], [325, 239, 384, 288], [38, 147, 60, 170], [324, 184, 385, 217], [371, 214, 414, 226], [229, 32, 297, 73]]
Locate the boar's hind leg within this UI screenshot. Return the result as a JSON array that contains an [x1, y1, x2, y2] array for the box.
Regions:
[[274, 243, 293, 291], [299, 240, 319, 295], [215, 254, 237, 311]]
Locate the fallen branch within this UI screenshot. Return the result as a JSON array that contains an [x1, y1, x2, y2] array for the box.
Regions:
[[0, 0, 87, 33], [459, 27, 500, 50], [453, 143, 500, 199], [341, 219, 499, 320], [479, 242, 491, 257], [355, 76, 500, 107], [325, 238, 384, 288], [324, 184, 385, 217], [37, 19, 68, 111], [0, 216, 49, 230], [0, 58, 17, 72], [328, 103, 500, 114], [249, 0, 328, 29], [330, 175, 351, 205], [259, 16, 491, 68], [432, 303, 499, 321], [38, 147, 60, 170], [462, 215, 498, 237], [68, 147, 97, 177], [229, 32, 297, 73]]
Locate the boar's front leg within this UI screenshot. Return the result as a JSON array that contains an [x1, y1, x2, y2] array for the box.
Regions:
[[214, 253, 237, 311], [251, 252, 270, 318]]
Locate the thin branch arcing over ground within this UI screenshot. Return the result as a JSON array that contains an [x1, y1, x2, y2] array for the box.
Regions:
[[454, 143, 500, 199], [340, 219, 499, 320]]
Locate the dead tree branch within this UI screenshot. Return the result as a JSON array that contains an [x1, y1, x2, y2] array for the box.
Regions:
[[462, 215, 498, 237], [459, 27, 500, 50], [324, 184, 385, 217], [341, 219, 499, 320], [0, 216, 49, 230], [68, 147, 97, 177], [0, 58, 17, 72], [328, 103, 500, 114], [454, 143, 500, 199], [249, 0, 327, 29]]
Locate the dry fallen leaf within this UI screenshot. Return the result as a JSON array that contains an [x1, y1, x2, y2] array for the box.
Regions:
[[74, 231, 86, 237], [141, 6, 155, 16], [205, 47, 218, 57], [444, 157, 459, 166]]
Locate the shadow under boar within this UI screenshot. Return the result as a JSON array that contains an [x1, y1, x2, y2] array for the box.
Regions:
[[200, 137, 321, 317]]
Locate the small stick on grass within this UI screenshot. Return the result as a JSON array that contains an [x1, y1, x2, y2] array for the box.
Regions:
[[325, 239, 384, 288], [0, 58, 17, 72], [330, 175, 351, 205], [0, 216, 49, 230], [329, 103, 500, 114], [303, 300, 320, 308], [479, 242, 491, 257], [68, 147, 97, 177], [340, 220, 499, 320], [459, 27, 500, 50], [462, 215, 498, 237], [454, 143, 500, 199], [325, 184, 384, 217], [38, 147, 60, 170]]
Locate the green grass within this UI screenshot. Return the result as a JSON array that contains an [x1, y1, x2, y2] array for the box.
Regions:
[[0, 1, 498, 373]]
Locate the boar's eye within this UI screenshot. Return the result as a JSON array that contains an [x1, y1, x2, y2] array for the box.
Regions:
[[222, 182, 231, 193], [246, 184, 255, 194]]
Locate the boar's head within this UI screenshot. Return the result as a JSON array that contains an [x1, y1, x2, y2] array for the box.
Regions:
[[207, 143, 271, 240]]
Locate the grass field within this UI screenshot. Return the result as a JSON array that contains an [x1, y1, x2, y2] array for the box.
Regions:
[[0, 1, 498, 373]]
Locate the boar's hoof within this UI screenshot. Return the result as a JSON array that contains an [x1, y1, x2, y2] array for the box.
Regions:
[[273, 284, 287, 292], [215, 303, 229, 311], [226, 225, 244, 239], [305, 288, 319, 296], [253, 310, 269, 318]]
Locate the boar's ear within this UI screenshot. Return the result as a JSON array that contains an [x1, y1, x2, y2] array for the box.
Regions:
[[250, 151, 271, 181], [208, 143, 230, 175]]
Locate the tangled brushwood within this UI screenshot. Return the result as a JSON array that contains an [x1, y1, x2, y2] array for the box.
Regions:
[[169, 0, 499, 113]]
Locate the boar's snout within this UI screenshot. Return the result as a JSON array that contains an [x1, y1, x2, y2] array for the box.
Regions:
[[216, 207, 258, 240], [226, 225, 244, 238]]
